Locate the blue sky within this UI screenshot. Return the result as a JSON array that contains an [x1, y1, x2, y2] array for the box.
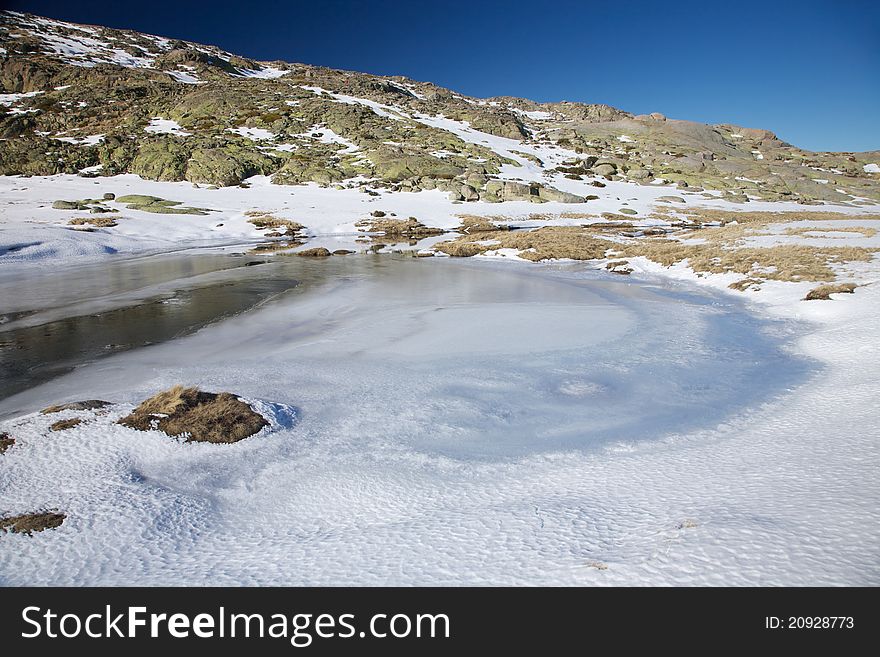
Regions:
[[7, 0, 879, 152]]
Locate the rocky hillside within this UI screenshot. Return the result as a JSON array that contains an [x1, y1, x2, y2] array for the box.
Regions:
[[1, 10, 878, 206]]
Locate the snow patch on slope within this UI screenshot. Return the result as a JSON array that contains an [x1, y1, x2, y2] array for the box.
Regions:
[[145, 118, 190, 137]]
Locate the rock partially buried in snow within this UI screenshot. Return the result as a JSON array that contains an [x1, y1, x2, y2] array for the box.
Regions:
[[0, 432, 14, 454], [0, 512, 66, 535], [118, 385, 269, 443], [803, 282, 858, 301], [49, 418, 84, 432], [41, 400, 112, 414]]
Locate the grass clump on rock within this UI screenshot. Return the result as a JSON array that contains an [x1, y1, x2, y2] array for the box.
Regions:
[[356, 217, 445, 238], [118, 385, 268, 443], [68, 216, 118, 228], [293, 247, 332, 257], [245, 211, 304, 237], [0, 512, 66, 535]]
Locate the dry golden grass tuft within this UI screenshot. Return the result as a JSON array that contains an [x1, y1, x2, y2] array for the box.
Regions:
[[0, 511, 66, 535], [118, 385, 268, 443], [803, 282, 858, 300], [497, 228, 611, 261]]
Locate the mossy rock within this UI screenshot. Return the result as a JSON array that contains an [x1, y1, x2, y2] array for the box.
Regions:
[[52, 200, 85, 210]]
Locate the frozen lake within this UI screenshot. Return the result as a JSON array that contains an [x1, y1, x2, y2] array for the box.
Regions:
[[0, 255, 818, 584], [0, 254, 812, 455]]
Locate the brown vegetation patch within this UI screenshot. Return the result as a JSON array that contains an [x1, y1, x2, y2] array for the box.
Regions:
[[0, 512, 66, 535], [0, 433, 14, 454], [41, 400, 112, 414], [436, 227, 612, 261], [784, 226, 877, 238], [435, 207, 879, 286], [804, 282, 858, 300], [456, 214, 512, 234], [50, 418, 83, 431], [618, 242, 875, 282], [118, 385, 268, 443]]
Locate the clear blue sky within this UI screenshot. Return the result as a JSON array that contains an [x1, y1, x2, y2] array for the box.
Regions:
[[7, 0, 879, 152]]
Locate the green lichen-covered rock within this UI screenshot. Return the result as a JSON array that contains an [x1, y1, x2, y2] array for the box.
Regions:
[[97, 136, 139, 176], [130, 138, 191, 181], [116, 195, 210, 215], [0, 136, 98, 176], [185, 146, 277, 187], [370, 149, 463, 182]]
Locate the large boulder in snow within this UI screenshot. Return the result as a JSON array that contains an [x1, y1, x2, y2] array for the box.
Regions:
[[537, 186, 586, 203]]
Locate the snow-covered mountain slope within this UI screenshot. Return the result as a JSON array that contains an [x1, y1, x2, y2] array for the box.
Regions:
[[1, 10, 878, 206]]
